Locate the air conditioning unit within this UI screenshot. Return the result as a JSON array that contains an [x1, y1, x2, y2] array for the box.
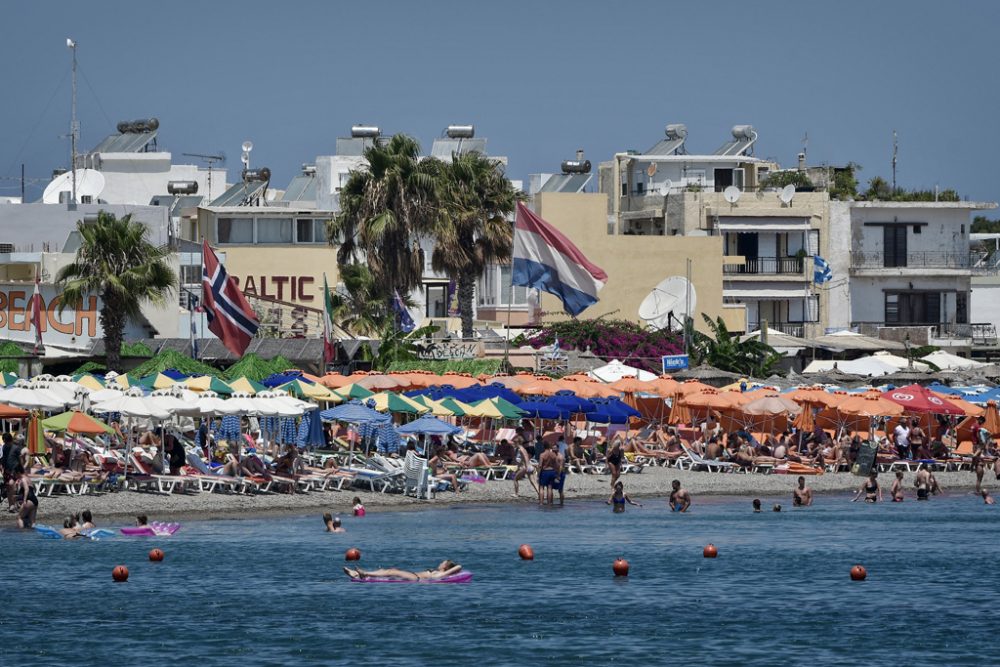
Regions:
[[0, 243, 13, 253]]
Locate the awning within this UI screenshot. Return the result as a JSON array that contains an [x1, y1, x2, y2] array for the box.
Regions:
[[718, 216, 809, 232]]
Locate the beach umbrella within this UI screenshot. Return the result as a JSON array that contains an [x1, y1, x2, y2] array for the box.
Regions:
[[930, 392, 982, 417], [792, 406, 815, 432], [434, 372, 482, 389], [982, 401, 1000, 437], [784, 387, 844, 409], [485, 397, 526, 419], [185, 375, 234, 395], [508, 400, 567, 420], [667, 393, 691, 426], [547, 392, 597, 414], [436, 397, 477, 417], [674, 380, 716, 396], [93, 389, 172, 420], [72, 373, 105, 391], [515, 377, 564, 396], [261, 370, 314, 388], [275, 379, 340, 401], [588, 360, 657, 383], [407, 395, 451, 417], [320, 400, 391, 424], [609, 377, 655, 394], [355, 374, 404, 391], [586, 398, 641, 424], [740, 395, 802, 416], [836, 394, 905, 418], [0, 382, 71, 411], [42, 410, 114, 435], [397, 414, 463, 437], [369, 391, 428, 415], [297, 411, 327, 448], [557, 377, 620, 399], [335, 383, 376, 400], [682, 389, 742, 411], [0, 403, 28, 418], [318, 372, 353, 389], [228, 377, 266, 394], [140, 372, 179, 390], [882, 384, 965, 415], [486, 375, 529, 390], [0, 372, 19, 387]]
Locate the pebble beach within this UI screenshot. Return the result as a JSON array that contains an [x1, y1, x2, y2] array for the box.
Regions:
[[5, 467, 985, 526]]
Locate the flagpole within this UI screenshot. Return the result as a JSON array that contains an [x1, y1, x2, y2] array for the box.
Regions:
[[502, 263, 515, 370]]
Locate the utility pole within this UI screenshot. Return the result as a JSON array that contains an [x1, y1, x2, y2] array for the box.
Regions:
[[891, 130, 898, 193], [67, 38, 78, 205]]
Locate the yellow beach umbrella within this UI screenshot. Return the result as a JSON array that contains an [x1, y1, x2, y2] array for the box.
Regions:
[[228, 376, 265, 394], [411, 395, 454, 417], [464, 399, 505, 419], [369, 391, 429, 415]]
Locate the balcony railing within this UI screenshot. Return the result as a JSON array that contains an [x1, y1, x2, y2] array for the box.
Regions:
[[750, 322, 804, 338], [724, 256, 804, 275], [851, 321, 996, 344], [850, 251, 973, 270]]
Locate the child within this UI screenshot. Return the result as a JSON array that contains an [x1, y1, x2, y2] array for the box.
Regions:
[[752, 498, 762, 513], [606, 481, 641, 513], [352, 497, 365, 517]]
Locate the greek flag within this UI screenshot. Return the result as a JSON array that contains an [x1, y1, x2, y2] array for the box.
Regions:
[[813, 256, 833, 284]]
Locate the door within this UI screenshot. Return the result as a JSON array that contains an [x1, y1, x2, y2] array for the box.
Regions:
[[884, 226, 907, 267], [736, 233, 759, 273]]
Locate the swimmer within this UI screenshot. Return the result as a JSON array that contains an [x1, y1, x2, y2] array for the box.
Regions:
[[606, 481, 641, 513], [136, 514, 148, 526], [323, 513, 345, 533], [352, 497, 366, 517], [668, 479, 691, 513], [914, 464, 931, 501], [983, 489, 995, 505], [344, 559, 462, 582], [792, 476, 813, 507], [852, 472, 882, 503], [59, 516, 83, 540], [974, 456, 985, 493], [80, 510, 95, 530], [772, 504, 782, 512], [891, 471, 905, 502], [752, 498, 761, 513]]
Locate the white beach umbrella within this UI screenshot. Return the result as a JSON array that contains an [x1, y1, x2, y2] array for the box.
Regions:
[[93, 387, 172, 419], [254, 391, 303, 417], [0, 381, 70, 411], [89, 387, 124, 403]]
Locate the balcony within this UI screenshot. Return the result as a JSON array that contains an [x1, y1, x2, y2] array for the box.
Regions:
[[851, 321, 996, 346], [850, 251, 974, 271], [749, 321, 804, 338], [723, 256, 805, 276]]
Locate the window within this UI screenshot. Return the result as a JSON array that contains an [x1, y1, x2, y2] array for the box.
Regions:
[[499, 266, 528, 306], [296, 218, 327, 244], [957, 292, 969, 324], [256, 218, 292, 244], [216, 218, 253, 244], [886, 291, 942, 324], [426, 285, 448, 318], [180, 264, 201, 285]]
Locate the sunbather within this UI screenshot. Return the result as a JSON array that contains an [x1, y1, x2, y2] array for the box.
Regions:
[[444, 444, 493, 469], [344, 560, 462, 581], [429, 448, 461, 493]]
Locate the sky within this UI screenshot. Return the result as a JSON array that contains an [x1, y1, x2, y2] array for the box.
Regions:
[[2, 0, 999, 207]]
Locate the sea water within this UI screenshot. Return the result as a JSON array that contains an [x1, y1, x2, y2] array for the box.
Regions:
[[1, 493, 998, 666]]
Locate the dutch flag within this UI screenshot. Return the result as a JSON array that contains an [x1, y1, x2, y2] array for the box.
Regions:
[[512, 202, 607, 316]]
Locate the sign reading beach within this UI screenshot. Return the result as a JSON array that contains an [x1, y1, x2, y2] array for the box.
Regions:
[[0, 283, 101, 348]]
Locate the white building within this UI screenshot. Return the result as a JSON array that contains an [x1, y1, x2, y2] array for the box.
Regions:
[[828, 200, 998, 349]]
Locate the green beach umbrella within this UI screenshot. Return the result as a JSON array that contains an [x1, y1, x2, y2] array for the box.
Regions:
[[488, 396, 527, 419], [335, 383, 375, 400], [185, 375, 234, 395], [369, 391, 429, 415], [0, 371, 19, 386], [228, 376, 266, 394]]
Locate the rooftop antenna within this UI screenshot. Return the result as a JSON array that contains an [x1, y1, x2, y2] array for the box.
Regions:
[[183, 151, 226, 203], [802, 131, 808, 160], [241, 140, 253, 203], [67, 38, 78, 206], [891, 130, 898, 192]]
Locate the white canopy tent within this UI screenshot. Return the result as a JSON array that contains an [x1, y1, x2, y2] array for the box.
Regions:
[[588, 360, 657, 383], [921, 350, 985, 370]]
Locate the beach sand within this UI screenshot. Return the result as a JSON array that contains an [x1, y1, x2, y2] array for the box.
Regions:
[[3, 466, 987, 525]]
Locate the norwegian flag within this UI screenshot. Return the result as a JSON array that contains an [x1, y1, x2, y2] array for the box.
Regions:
[[202, 240, 259, 357]]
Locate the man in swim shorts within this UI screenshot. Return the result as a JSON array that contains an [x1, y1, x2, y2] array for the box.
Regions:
[[537, 442, 560, 506], [914, 464, 932, 501], [668, 479, 691, 512], [792, 476, 813, 506]]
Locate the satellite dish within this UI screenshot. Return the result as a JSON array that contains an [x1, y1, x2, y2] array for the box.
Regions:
[[780, 184, 796, 204], [723, 185, 741, 204], [42, 169, 106, 204], [638, 276, 697, 330], [241, 140, 254, 153], [658, 179, 673, 196], [646, 162, 657, 177]]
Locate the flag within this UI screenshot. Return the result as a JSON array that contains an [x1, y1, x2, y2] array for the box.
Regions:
[[813, 256, 833, 284], [31, 274, 43, 355], [392, 290, 415, 333], [202, 240, 259, 356], [322, 273, 335, 364], [512, 202, 607, 316]]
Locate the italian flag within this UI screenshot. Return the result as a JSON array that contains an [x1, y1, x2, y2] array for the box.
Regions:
[[322, 273, 335, 365]]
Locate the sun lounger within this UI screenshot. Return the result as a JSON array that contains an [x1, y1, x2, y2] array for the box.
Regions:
[[679, 444, 738, 473], [341, 465, 404, 493], [402, 451, 436, 500], [128, 455, 195, 494]]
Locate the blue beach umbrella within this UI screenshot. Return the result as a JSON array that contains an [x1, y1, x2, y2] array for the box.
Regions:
[[320, 400, 391, 424], [547, 391, 597, 414], [516, 401, 570, 420], [397, 414, 463, 437], [261, 370, 314, 388]]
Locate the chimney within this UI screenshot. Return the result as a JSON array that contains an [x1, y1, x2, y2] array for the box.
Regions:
[[797, 153, 806, 172]]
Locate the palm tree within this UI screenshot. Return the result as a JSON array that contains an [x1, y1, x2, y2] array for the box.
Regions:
[[56, 211, 176, 371], [328, 263, 387, 337], [689, 314, 781, 377], [328, 134, 442, 302], [431, 151, 520, 338]]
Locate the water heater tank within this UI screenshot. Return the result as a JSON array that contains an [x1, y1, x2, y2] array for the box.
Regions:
[[445, 125, 475, 139], [167, 180, 199, 195], [561, 160, 592, 174], [351, 125, 381, 138], [665, 124, 687, 139], [731, 125, 755, 139]]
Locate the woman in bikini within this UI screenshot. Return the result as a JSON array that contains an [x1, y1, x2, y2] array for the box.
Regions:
[[605, 439, 624, 488], [512, 438, 537, 498], [852, 472, 882, 503], [428, 447, 461, 493], [344, 560, 462, 581], [607, 480, 641, 513]]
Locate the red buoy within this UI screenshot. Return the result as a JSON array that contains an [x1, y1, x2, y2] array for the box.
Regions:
[[612, 558, 630, 577], [703, 544, 718, 558], [850, 565, 867, 581], [345, 548, 362, 562], [112, 565, 129, 582], [149, 549, 165, 562], [518, 544, 534, 561]]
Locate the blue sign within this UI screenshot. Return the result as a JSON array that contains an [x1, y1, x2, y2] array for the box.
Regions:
[[662, 354, 689, 372]]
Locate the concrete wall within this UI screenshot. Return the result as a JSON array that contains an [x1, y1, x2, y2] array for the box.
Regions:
[[972, 278, 1000, 332], [534, 192, 738, 333], [0, 203, 169, 252], [827, 202, 853, 330], [850, 204, 970, 255]]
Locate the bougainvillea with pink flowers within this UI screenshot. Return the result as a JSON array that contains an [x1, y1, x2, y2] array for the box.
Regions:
[[515, 318, 683, 373]]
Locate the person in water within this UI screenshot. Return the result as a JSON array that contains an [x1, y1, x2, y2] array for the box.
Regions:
[[80, 509, 96, 530], [344, 559, 462, 582], [914, 464, 932, 501], [852, 472, 882, 503], [891, 471, 905, 502], [792, 476, 813, 507], [772, 504, 782, 512], [12, 466, 37, 529], [982, 489, 995, 505], [606, 481, 641, 513], [668, 479, 691, 512], [752, 498, 762, 513], [323, 513, 345, 533], [59, 516, 83, 540], [352, 497, 366, 517], [136, 514, 148, 526]]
